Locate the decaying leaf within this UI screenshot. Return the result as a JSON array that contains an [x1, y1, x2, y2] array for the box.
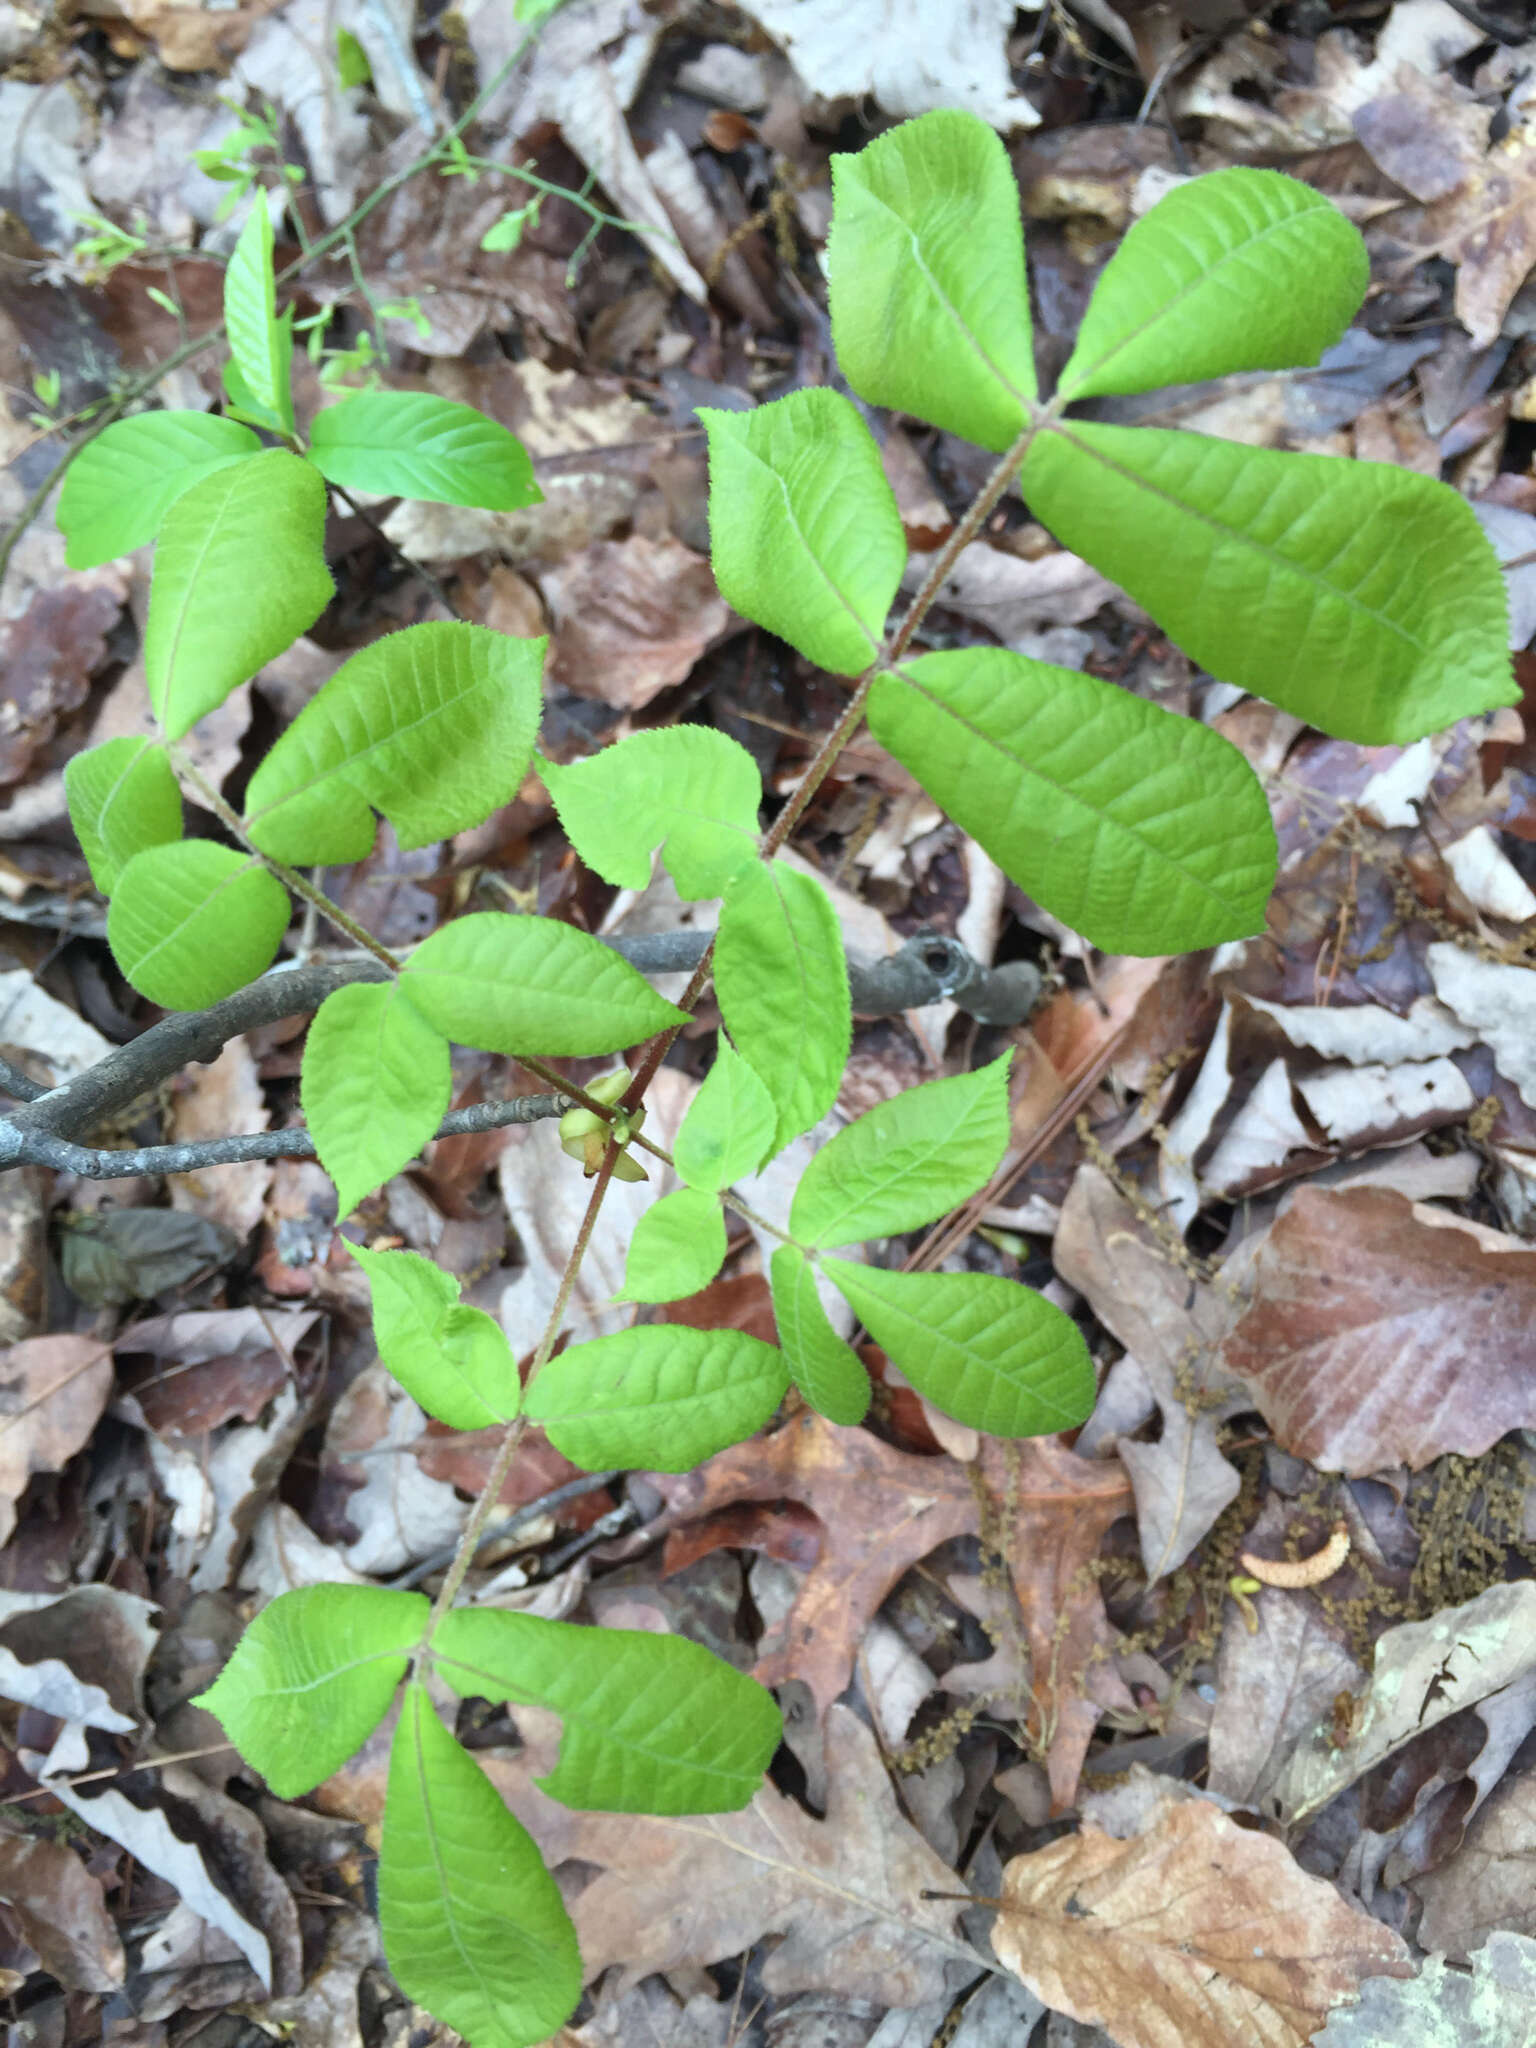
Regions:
[[1412, 1768, 1536, 1961], [0, 1335, 114, 1545], [490, 1702, 976, 2007], [1219, 1186, 1536, 1474], [975, 1435, 1135, 1811], [991, 1784, 1411, 2047], [58, 1209, 241, 1310], [1315, 1931, 1536, 2047], [1270, 1580, 1536, 1828], [0, 1829, 125, 1993], [536, 533, 735, 710], [167, 1037, 272, 1240], [655, 1409, 975, 1718], [0, 1584, 158, 1731], [1206, 1588, 1363, 1814]]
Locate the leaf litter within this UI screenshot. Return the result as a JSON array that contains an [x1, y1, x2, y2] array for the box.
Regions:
[[5, 0, 1536, 2040]]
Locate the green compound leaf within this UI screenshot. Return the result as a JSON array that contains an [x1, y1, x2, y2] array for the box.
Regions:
[[145, 450, 333, 741], [715, 860, 851, 1155], [57, 412, 261, 569], [673, 1044, 777, 1193], [350, 1244, 520, 1430], [244, 622, 545, 865], [302, 983, 451, 1219], [434, 1609, 781, 1813], [379, 1685, 581, 2048], [538, 728, 761, 901], [1021, 423, 1513, 746], [699, 388, 905, 676], [868, 650, 1277, 955], [223, 203, 294, 437], [308, 391, 541, 511], [524, 1324, 789, 1472], [108, 842, 290, 1009], [618, 1187, 727, 1304], [1056, 168, 1367, 405], [790, 1052, 1012, 1248], [827, 108, 1034, 452], [401, 914, 683, 1056], [824, 1259, 1094, 1438], [64, 737, 183, 895], [194, 1584, 427, 1798], [769, 1245, 870, 1427]]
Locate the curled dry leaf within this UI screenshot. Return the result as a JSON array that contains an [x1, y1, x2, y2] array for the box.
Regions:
[[0, 1335, 113, 1545], [0, 1585, 158, 1731], [1218, 1186, 1536, 1474], [991, 1787, 1411, 2048]]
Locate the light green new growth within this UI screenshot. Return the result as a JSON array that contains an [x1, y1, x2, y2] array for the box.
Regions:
[[64, 738, 182, 895], [769, 1246, 871, 1426], [307, 391, 541, 509], [673, 1044, 778, 1192], [301, 983, 451, 1218], [350, 1244, 520, 1430], [107, 841, 292, 1010], [619, 1186, 727, 1303]]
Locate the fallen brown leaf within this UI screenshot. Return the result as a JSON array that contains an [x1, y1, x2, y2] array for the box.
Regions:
[[0, 1336, 113, 1545], [991, 1785, 1411, 2047], [976, 1435, 1134, 1811], [489, 1702, 975, 2007], [1413, 1764, 1536, 1960], [167, 1037, 271, 1240], [1206, 1587, 1363, 1816], [653, 1410, 975, 1719], [536, 533, 735, 710], [0, 1829, 124, 1993], [1219, 1186, 1536, 1474]]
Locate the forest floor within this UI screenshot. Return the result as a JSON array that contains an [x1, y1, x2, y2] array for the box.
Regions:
[[4, 0, 1536, 2043]]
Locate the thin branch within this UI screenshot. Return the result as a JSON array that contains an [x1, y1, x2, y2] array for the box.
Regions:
[[6, 931, 1039, 1152], [386, 1468, 622, 1591]]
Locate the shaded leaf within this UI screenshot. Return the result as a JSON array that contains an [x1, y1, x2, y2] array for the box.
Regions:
[[699, 388, 904, 675], [434, 1609, 780, 1812], [1020, 422, 1512, 745], [870, 650, 1276, 954], [244, 622, 545, 865], [828, 110, 1034, 449], [58, 1209, 239, 1309], [0, 1832, 124, 1992], [107, 841, 290, 1008], [673, 1045, 777, 1192], [992, 1786, 1410, 2047], [1218, 1186, 1536, 1475], [196, 1584, 428, 1799]]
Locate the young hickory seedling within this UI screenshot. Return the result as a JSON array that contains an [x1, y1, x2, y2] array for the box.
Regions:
[[54, 110, 1509, 2047]]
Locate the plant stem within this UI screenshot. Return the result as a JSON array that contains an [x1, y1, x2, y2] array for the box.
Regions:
[[423, 1149, 618, 1631]]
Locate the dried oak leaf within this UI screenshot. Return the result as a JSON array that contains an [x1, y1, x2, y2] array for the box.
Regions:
[[487, 1702, 974, 2008], [0, 1335, 113, 1546], [991, 1787, 1411, 2048], [975, 1435, 1135, 1813], [653, 1409, 976, 1719], [1218, 1186, 1536, 1474], [0, 1829, 124, 1993]]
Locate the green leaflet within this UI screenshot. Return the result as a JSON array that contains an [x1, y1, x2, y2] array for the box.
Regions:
[[144, 450, 333, 741], [107, 842, 290, 1009], [244, 622, 546, 864], [1056, 168, 1367, 404], [401, 914, 683, 1056], [790, 1052, 1011, 1248], [379, 1685, 582, 2048], [64, 738, 182, 894], [824, 1260, 1094, 1437], [673, 1045, 777, 1193], [538, 728, 761, 900], [301, 982, 451, 1218], [699, 389, 905, 676], [618, 1187, 727, 1304], [768, 1246, 870, 1426], [827, 109, 1034, 451], [350, 1244, 520, 1429], [194, 1584, 427, 1798], [868, 650, 1277, 955], [715, 860, 850, 1155], [307, 391, 540, 510], [1021, 422, 1513, 746], [223, 204, 294, 437], [57, 412, 261, 570], [434, 1610, 781, 1813], [524, 1324, 789, 1471]]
